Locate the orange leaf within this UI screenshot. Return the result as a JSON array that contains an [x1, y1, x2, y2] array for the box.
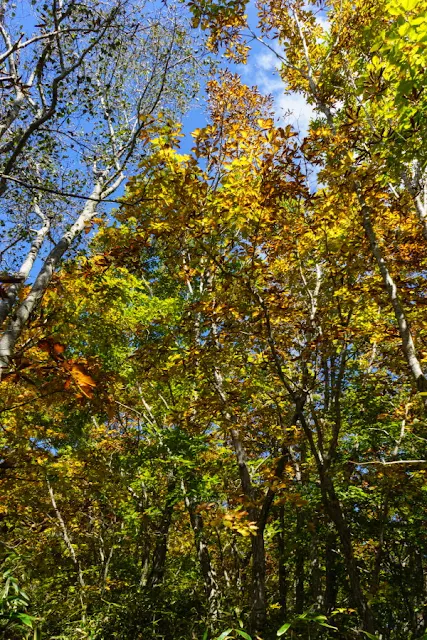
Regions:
[[53, 343, 65, 356], [70, 363, 97, 398]]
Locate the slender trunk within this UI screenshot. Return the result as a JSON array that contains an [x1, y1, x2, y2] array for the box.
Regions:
[[292, 445, 305, 614], [295, 509, 305, 614], [324, 532, 338, 613], [129, 483, 150, 587], [229, 426, 267, 634], [413, 193, 427, 241], [251, 531, 266, 633], [0, 204, 50, 326], [320, 474, 376, 633], [359, 192, 427, 399], [182, 480, 220, 619], [147, 474, 176, 589], [0, 174, 124, 370], [403, 169, 427, 241], [293, 394, 375, 630], [47, 478, 86, 619], [100, 544, 114, 597], [422, 554, 427, 633], [213, 367, 267, 634], [309, 521, 323, 610], [412, 550, 425, 635], [231, 534, 244, 595], [278, 505, 287, 618], [372, 495, 388, 596], [251, 450, 290, 631]]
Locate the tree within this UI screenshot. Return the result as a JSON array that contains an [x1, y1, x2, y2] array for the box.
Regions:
[[189, 0, 427, 402], [98, 70, 427, 635], [2, 3, 427, 639], [0, 0, 198, 370]]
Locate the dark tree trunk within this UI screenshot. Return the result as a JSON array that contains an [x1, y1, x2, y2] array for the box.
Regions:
[[183, 482, 220, 619], [251, 530, 267, 633], [295, 509, 305, 614], [320, 474, 376, 634], [324, 531, 338, 613], [147, 474, 176, 589], [309, 522, 323, 610], [278, 505, 287, 619]]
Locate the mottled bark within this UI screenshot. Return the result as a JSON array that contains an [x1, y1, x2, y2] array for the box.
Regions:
[[0, 175, 124, 370], [0, 203, 50, 326]]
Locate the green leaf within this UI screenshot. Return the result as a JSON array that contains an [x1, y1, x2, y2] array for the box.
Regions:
[[277, 622, 292, 636], [319, 622, 339, 630], [202, 630, 209, 640], [361, 632, 379, 640], [236, 631, 252, 640], [15, 612, 34, 628], [216, 630, 233, 640]]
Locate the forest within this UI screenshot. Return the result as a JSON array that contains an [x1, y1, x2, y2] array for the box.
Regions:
[[1, 0, 427, 638]]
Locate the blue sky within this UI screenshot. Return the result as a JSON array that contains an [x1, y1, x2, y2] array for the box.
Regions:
[[178, 0, 330, 158], [1, 0, 327, 281]]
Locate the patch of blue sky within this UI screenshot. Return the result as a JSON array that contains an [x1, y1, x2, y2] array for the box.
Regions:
[[1, 0, 331, 287], [179, 0, 330, 194]]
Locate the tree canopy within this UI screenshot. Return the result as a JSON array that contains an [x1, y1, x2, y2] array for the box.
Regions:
[[1, 1, 427, 639]]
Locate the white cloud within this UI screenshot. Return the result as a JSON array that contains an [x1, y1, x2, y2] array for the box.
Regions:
[[249, 47, 315, 137], [275, 92, 315, 137], [256, 50, 280, 71], [254, 67, 283, 94]]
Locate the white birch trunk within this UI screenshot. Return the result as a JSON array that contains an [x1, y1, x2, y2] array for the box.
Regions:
[[0, 175, 123, 370]]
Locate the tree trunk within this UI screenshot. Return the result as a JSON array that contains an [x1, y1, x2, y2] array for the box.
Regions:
[[147, 474, 176, 589], [229, 426, 267, 634], [360, 193, 427, 402], [214, 368, 268, 635], [251, 531, 267, 633], [182, 480, 220, 619], [0, 174, 123, 370], [0, 203, 50, 326], [320, 474, 376, 634], [278, 505, 287, 619], [295, 509, 305, 614], [309, 523, 323, 610], [324, 532, 338, 613]]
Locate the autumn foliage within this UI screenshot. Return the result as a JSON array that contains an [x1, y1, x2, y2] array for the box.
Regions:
[[1, 1, 427, 639]]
